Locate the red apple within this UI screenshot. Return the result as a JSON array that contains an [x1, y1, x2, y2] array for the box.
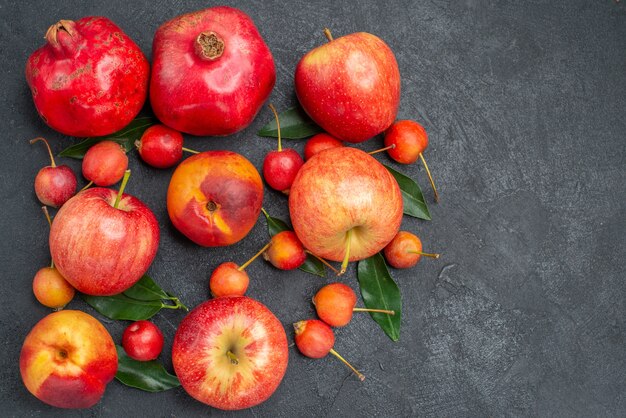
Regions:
[[49, 187, 159, 296], [294, 29, 400, 143], [289, 147, 403, 273], [172, 296, 288, 410], [20, 310, 117, 409], [167, 151, 263, 247]]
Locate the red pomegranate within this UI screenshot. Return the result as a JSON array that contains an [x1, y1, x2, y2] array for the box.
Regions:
[[150, 6, 276, 136], [25, 17, 150, 137]]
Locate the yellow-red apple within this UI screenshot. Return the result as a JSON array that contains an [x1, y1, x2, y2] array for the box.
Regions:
[[167, 151, 263, 247], [289, 147, 403, 272], [294, 30, 400, 143], [172, 296, 288, 410], [20, 310, 117, 409], [49, 187, 159, 296]]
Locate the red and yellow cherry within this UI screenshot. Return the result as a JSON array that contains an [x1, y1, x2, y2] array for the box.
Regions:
[[122, 320, 164, 361], [263, 230, 307, 270], [209, 241, 272, 297], [384, 120, 439, 202], [313, 283, 394, 327], [303, 133, 343, 160], [293, 319, 365, 381], [30, 137, 77, 208], [82, 141, 128, 186], [33, 206, 75, 309], [262, 104, 304, 193], [136, 124, 185, 169], [32, 267, 75, 309], [383, 231, 440, 269]]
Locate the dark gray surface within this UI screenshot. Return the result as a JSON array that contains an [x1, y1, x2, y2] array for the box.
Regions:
[[1, 0, 625, 416]]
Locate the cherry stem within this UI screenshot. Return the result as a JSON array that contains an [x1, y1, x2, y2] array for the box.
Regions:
[[160, 297, 187, 311], [339, 229, 353, 276], [419, 153, 439, 203], [353, 307, 395, 315], [323, 28, 334, 42], [238, 241, 272, 271], [30, 137, 56, 167], [368, 144, 395, 155], [329, 348, 365, 381], [80, 181, 93, 192], [41, 206, 55, 268], [408, 250, 440, 259], [305, 251, 340, 274], [268, 103, 282, 152], [113, 170, 131, 209], [182, 147, 200, 155], [226, 350, 239, 365]]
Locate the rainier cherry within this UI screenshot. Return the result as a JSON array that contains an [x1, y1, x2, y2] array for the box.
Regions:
[[262, 104, 304, 193], [303, 133, 343, 160], [313, 283, 394, 327], [30, 137, 77, 208], [122, 320, 164, 361], [209, 242, 272, 297], [32, 207, 75, 309], [263, 231, 307, 270], [293, 319, 365, 381], [384, 120, 439, 202], [136, 124, 185, 168], [82, 141, 128, 186], [383, 231, 440, 269]]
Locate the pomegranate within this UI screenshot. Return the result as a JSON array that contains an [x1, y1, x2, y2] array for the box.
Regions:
[[25, 17, 150, 137], [150, 6, 276, 136]]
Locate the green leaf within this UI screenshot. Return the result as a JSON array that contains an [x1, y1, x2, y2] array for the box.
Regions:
[[81, 293, 163, 321], [261, 208, 326, 277], [257, 107, 322, 139], [357, 253, 402, 341], [384, 165, 431, 220], [58, 116, 156, 159], [123, 275, 170, 301], [115, 345, 180, 392]]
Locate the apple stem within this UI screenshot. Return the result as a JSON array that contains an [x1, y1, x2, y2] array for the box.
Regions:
[[113, 170, 131, 209], [30, 137, 56, 167], [226, 350, 239, 365], [80, 181, 93, 192], [353, 307, 395, 315], [419, 153, 439, 203], [408, 249, 440, 259], [368, 144, 395, 155], [323, 27, 334, 42], [182, 147, 200, 155], [339, 229, 353, 276], [329, 348, 365, 381], [238, 241, 272, 271], [268, 103, 282, 152], [305, 251, 340, 274]]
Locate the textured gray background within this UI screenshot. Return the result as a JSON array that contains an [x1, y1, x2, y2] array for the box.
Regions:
[[1, 0, 625, 416]]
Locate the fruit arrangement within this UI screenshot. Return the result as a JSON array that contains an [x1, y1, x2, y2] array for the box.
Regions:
[[21, 6, 442, 411]]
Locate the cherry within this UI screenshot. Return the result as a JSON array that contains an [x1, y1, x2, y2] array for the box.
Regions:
[[293, 319, 365, 381], [122, 320, 164, 361], [33, 267, 75, 309], [209, 242, 271, 297], [384, 120, 439, 202], [82, 140, 128, 186], [136, 124, 185, 168], [313, 283, 395, 327], [32, 206, 75, 309], [30, 137, 77, 208], [262, 104, 304, 193], [383, 231, 440, 269], [303, 133, 343, 160], [263, 230, 307, 270]]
